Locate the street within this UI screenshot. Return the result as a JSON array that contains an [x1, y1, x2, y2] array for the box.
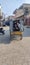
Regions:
[[23, 26, 30, 37], [0, 26, 30, 65], [0, 26, 10, 44], [0, 26, 30, 43]]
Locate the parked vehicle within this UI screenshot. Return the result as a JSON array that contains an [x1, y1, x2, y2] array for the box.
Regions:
[[0, 27, 4, 34], [9, 20, 24, 40]]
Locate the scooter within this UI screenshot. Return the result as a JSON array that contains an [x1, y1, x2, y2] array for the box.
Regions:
[[0, 28, 4, 34]]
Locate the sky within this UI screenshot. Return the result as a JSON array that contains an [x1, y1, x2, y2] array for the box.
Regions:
[[0, 0, 30, 17]]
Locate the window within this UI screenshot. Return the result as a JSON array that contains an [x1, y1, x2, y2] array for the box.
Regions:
[[24, 8, 29, 15]]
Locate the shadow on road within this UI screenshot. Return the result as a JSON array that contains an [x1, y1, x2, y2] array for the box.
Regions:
[[0, 30, 10, 44]]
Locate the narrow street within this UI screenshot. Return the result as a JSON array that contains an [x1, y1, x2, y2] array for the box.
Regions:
[[0, 26, 30, 43], [0, 26, 30, 65], [0, 26, 10, 44], [23, 26, 30, 37]]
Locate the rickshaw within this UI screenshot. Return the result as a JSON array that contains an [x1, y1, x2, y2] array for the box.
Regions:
[[10, 19, 23, 40]]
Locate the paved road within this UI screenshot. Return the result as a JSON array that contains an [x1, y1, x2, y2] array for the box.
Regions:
[[0, 27, 10, 44], [23, 26, 30, 37], [0, 26, 30, 65], [0, 26, 30, 44]]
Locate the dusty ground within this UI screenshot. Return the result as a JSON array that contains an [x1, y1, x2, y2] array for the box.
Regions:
[[0, 26, 30, 65]]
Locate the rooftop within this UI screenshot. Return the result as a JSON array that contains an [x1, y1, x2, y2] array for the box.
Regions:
[[13, 3, 30, 14]]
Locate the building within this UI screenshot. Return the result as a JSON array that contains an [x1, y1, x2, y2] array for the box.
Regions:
[[0, 4, 5, 26], [13, 3, 30, 25]]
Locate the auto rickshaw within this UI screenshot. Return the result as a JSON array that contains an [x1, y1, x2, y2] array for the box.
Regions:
[[10, 19, 23, 40]]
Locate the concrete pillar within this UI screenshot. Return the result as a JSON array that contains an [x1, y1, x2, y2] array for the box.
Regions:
[[10, 20, 13, 32]]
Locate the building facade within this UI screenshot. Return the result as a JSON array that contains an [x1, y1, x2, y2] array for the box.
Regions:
[[0, 4, 5, 26], [13, 3, 30, 26]]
